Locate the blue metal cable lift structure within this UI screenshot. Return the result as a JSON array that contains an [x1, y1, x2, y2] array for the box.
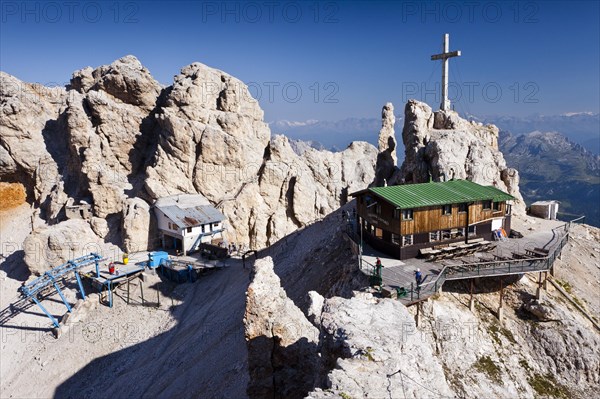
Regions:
[[190, 228, 225, 253], [18, 253, 104, 328]]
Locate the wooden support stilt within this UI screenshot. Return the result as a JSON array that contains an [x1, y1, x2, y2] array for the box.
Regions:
[[469, 279, 475, 312], [415, 302, 422, 327], [498, 280, 504, 325], [536, 272, 544, 300], [543, 271, 549, 290], [140, 279, 145, 305], [127, 279, 130, 305]]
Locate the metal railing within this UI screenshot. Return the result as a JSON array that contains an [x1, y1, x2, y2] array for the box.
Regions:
[[346, 215, 584, 304], [411, 223, 573, 303]]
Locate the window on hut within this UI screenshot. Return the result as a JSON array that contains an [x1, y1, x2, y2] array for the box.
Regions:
[[458, 203, 468, 213], [442, 204, 452, 215], [402, 235, 413, 246], [482, 200, 492, 210], [493, 201, 501, 211], [402, 209, 413, 220], [393, 209, 400, 220]]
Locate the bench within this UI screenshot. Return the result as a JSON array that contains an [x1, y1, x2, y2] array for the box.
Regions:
[[467, 237, 485, 244], [525, 247, 550, 257], [512, 252, 534, 260]]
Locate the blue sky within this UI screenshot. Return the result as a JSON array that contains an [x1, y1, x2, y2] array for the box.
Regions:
[[1, 1, 599, 122]]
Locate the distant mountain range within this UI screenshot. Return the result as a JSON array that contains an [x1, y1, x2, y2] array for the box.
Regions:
[[270, 111, 600, 227], [499, 130, 600, 227], [270, 117, 385, 151], [269, 112, 599, 154], [479, 112, 599, 154]]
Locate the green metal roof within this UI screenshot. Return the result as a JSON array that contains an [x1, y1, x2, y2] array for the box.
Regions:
[[367, 180, 514, 209]]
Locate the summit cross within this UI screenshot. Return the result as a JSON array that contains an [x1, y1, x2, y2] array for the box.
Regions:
[[431, 33, 461, 111]]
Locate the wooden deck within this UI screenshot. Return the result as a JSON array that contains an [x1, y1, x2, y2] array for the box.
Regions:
[[358, 221, 570, 305]]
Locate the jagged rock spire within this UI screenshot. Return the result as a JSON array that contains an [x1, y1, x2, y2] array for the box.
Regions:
[[377, 102, 397, 164], [372, 102, 398, 187]]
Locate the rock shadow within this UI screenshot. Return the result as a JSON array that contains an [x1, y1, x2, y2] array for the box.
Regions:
[[124, 86, 171, 200], [0, 250, 30, 281], [247, 335, 322, 399], [442, 274, 522, 295], [54, 263, 251, 399]]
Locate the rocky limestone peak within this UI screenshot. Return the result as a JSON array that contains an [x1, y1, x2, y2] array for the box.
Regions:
[[70, 55, 162, 109], [4, 56, 376, 273], [244, 256, 321, 399], [377, 102, 397, 163], [0, 71, 67, 213], [433, 108, 499, 149], [396, 99, 525, 214], [372, 102, 399, 187], [244, 255, 454, 399]]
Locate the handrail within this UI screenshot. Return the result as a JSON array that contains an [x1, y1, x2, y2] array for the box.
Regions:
[[568, 215, 586, 225], [353, 216, 580, 304], [413, 227, 572, 301], [422, 232, 568, 286], [362, 258, 375, 274]]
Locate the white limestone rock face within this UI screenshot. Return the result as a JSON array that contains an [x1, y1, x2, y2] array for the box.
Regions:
[[243, 254, 453, 399], [65, 56, 162, 218], [3, 56, 377, 256], [0, 72, 68, 220], [417, 281, 600, 399], [397, 100, 526, 214], [121, 197, 151, 253], [377, 102, 397, 164], [23, 219, 118, 276], [144, 61, 377, 249], [244, 256, 321, 399], [145, 62, 271, 202], [373, 102, 398, 186], [308, 296, 454, 399], [70, 55, 161, 109], [90, 217, 110, 238]]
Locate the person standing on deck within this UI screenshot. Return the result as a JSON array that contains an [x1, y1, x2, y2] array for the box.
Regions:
[[375, 258, 384, 278], [415, 268, 423, 286]]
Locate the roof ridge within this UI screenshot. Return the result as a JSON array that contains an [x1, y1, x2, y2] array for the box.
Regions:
[[364, 179, 513, 209]]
